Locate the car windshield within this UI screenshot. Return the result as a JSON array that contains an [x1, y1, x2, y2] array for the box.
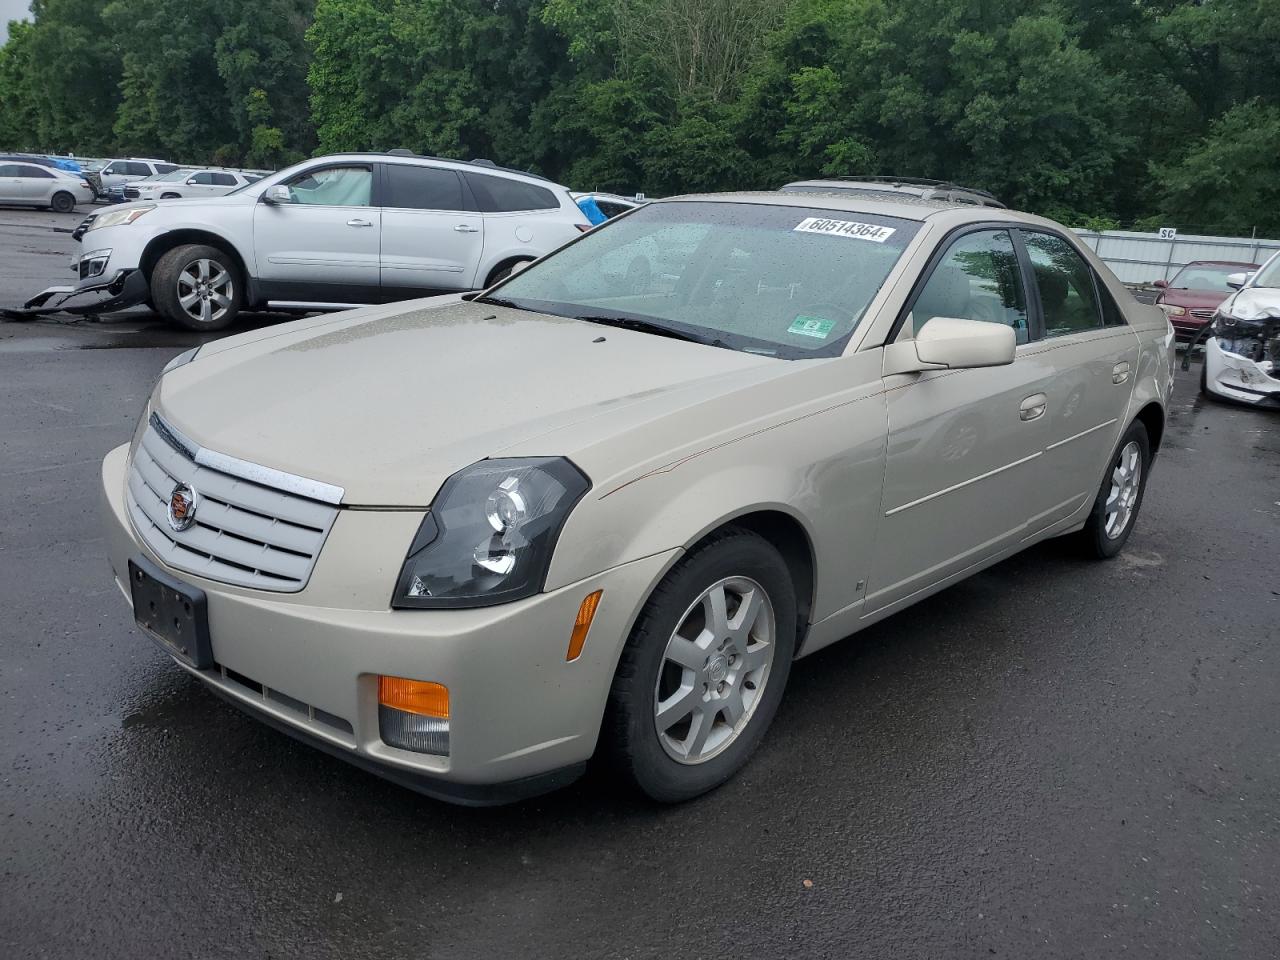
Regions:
[[1251, 253, 1280, 289], [1170, 264, 1251, 291], [487, 200, 921, 359]]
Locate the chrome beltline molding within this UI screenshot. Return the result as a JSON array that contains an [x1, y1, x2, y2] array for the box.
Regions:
[[149, 412, 345, 505]]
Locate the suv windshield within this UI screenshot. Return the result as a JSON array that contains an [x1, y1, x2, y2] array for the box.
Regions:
[[1170, 263, 1248, 291], [488, 201, 920, 359]]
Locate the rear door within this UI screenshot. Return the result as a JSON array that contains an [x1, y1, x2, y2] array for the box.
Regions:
[[377, 163, 483, 296], [868, 226, 1057, 614], [1017, 229, 1140, 525], [252, 163, 381, 301]]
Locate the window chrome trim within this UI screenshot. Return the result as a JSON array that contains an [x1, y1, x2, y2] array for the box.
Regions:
[[149, 412, 345, 505]]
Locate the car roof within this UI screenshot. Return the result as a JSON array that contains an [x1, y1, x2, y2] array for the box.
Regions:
[[653, 190, 1045, 228], [322, 151, 567, 189], [783, 178, 1005, 207]]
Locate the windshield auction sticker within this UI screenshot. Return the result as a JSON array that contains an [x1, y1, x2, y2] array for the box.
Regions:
[[793, 218, 897, 243], [788, 315, 836, 339]]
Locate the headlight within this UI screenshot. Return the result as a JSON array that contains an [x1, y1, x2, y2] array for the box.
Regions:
[[1160, 303, 1185, 317], [85, 204, 155, 232], [392, 458, 590, 609]]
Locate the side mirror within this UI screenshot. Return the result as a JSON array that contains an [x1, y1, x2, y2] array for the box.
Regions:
[[1225, 272, 1248, 290], [886, 316, 1016, 375], [185, 177, 199, 185], [261, 185, 291, 205], [1152, 279, 1168, 289]]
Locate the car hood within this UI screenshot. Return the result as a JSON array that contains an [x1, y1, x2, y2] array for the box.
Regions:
[[1222, 286, 1280, 321], [156, 300, 779, 505], [1159, 287, 1230, 310]]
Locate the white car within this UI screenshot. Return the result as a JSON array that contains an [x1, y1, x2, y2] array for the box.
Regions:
[[1196, 253, 1280, 407], [86, 158, 179, 190], [130, 169, 260, 201], [0, 161, 95, 213], [27, 152, 592, 329]]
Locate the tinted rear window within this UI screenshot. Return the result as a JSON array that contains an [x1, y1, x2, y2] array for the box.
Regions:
[[465, 173, 558, 212], [384, 164, 467, 210]]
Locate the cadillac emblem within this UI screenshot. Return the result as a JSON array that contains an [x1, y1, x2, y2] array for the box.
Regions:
[[167, 482, 199, 532]]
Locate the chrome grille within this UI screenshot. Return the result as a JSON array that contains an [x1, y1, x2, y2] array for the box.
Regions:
[[1191, 308, 1216, 320], [125, 416, 340, 592]]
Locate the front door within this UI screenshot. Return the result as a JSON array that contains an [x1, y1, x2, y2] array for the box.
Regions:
[[252, 163, 381, 302], [868, 227, 1056, 614], [377, 163, 484, 295], [1018, 230, 1141, 526]]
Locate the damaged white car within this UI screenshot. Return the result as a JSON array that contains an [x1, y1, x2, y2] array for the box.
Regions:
[[1190, 250, 1280, 408]]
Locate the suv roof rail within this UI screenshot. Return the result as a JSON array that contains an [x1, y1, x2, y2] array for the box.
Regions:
[[323, 150, 555, 183]]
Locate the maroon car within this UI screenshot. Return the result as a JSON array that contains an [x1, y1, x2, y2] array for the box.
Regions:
[[1154, 260, 1260, 341]]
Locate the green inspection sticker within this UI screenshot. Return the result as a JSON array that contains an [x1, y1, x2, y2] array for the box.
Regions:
[[788, 315, 836, 339]]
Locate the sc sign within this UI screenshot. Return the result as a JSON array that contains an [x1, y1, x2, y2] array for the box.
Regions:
[[1158, 227, 1177, 240]]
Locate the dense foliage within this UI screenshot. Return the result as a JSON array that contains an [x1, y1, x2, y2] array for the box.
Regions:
[[2, 0, 1278, 233]]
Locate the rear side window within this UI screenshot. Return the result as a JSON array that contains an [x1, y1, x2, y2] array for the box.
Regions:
[[1024, 232, 1104, 336], [465, 173, 558, 212], [210, 173, 237, 187], [155, 164, 178, 174], [384, 164, 467, 210], [911, 229, 1030, 342], [1095, 275, 1128, 327]]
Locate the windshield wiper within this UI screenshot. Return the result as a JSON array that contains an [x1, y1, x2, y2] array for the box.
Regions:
[[574, 314, 724, 347], [472, 294, 524, 310]]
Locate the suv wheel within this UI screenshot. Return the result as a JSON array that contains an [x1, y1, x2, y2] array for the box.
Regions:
[[50, 191, 75, 214], [1080, 421, 1150, 559], [151, 244, 243, 331], [486, 258, 533, 286], [605, 528, 796, 802]]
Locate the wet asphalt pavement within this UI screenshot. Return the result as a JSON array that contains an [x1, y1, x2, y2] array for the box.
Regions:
[[2, 213, 1279, 959]]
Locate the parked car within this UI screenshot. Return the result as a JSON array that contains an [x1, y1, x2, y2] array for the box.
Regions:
[[21, 151, 592, 329], [97, 169, 194, 204], [1191, 252, 1280, 407], [85, 157, 178, 191], [571, 191, 646, 224], [97, 191, 1173, 805], [1153, 260, 1261, 342], [782, 176, 1006, 208], [0, 161, 95, 212], [0, 153, 100, 195], [128, 169, 260, 201]]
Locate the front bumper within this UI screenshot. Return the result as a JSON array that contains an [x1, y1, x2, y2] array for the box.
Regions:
[[1203, 337, 1280, 408], [1, 267, 149, 320], [99, 443, 676, 804]]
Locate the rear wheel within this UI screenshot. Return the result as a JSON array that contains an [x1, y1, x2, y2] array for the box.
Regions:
[[605, 528, 796, 802], [1080, 421, 1150, 559], [151, 244, 243, 331], [160, 192, 181, 200], [50, 191, 75, 214], [485, 258, 533, 286]]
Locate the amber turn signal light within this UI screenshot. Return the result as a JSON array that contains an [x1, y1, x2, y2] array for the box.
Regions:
[[566, 590, 603, 662], [378, 676, 449, 719]]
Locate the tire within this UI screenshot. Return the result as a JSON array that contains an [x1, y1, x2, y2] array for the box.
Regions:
[[151, 243, 243, 331], [604, 527, 797, 802], [1079, 421, 1150, 559], [50, 191, 75, 214], [160, 192, 180, 200], [486, 258, 533, 286]]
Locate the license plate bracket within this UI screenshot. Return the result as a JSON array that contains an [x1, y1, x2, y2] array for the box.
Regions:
[[128, 556, 213, 669]]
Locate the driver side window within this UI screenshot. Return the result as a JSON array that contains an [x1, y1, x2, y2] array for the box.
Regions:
[[283, 166, 372, 207], [912, 229, 1030, 343]]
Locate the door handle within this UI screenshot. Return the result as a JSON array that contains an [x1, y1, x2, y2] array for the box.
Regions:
[[1020, 393, 1047, 421], [347, 218, 372, 227], [454, 224, 480, 233], [1112, 361, 1131, 384]]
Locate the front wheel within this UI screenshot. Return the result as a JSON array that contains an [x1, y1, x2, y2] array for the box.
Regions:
[[604, 527, 797, 802], [1080, 421, 1150, 558], [50, 191, 75, 214], [151, 244, 243, 331]]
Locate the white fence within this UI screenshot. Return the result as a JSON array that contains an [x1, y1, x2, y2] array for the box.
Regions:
[[1072, 228, 1280, 285]]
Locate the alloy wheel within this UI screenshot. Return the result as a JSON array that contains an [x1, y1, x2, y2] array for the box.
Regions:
[[176, 258, 234, 326], [653, 576, 776, 764], [1104, 440, 1143, 540]]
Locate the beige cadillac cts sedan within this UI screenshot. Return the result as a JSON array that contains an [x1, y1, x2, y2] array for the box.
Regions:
[[99, 191, 1174, 804]]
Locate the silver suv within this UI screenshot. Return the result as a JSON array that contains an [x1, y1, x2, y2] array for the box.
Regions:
[[33, 152, 591, 330]]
